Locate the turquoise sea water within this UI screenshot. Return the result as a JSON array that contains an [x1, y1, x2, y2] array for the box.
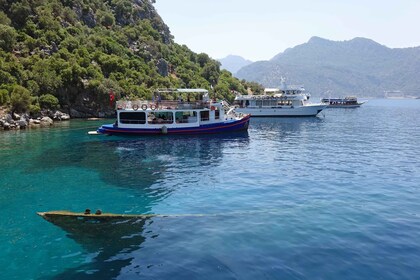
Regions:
[[1, 99, 419, 279]]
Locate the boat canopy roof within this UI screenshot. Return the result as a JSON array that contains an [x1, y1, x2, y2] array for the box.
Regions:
[[264, 88, 280, 93], [156, 88, 209, 94], [322, 96, 358, 101]]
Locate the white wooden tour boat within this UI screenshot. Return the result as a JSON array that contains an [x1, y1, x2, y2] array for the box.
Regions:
[[97, 89, 250, 135]]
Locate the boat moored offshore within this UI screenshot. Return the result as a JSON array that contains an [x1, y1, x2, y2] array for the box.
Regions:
[[233, 78, 327, 117], [321, 96, 366, 108], [97, 89, 250, 135]]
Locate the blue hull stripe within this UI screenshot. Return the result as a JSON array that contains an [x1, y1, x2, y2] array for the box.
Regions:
[[98, 115, 250, 135]]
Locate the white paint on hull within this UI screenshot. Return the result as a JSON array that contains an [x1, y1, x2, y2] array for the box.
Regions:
[[236, 105, 326, 117]]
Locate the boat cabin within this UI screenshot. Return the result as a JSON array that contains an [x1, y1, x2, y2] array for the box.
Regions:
[[234, 88, 309, 109], [115, 89, 228, 129]]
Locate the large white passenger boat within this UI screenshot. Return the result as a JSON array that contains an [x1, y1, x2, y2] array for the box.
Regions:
[[97, 89, 250, 135], [233, 79, 327, 117]]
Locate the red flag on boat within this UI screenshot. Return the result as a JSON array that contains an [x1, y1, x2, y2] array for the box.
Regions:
[[109, 90, 115, 107]]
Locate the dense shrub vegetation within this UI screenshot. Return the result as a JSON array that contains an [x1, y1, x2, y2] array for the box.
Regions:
[[0, 0, 263, 114]]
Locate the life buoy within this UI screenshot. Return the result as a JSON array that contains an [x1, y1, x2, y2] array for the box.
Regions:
[[210, 106, 215, 111], [150, 104, 156, 110], [133, 104, 139, 111], [141, 104, 147, 110]]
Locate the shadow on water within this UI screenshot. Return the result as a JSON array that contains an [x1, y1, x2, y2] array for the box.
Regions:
[[28, 131, 250, 190], [39, 213, 152, 280], [32, 131, 249, 279]]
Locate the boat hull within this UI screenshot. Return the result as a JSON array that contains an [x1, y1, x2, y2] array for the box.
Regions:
[[326, 104, 362, 108], [325, 101, 366, 108], [97, 115, 251, 135], [321, 99, 366, 108], [235, 105, 326, 117]]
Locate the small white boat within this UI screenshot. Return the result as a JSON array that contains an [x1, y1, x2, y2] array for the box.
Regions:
[[97, 89, 250, 135], [233, 78, 327, 117], [321, 96, 366, 108]]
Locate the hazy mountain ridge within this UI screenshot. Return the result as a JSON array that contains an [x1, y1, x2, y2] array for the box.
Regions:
[[237, 37, 420, 97], [218, 55, 252, 74]]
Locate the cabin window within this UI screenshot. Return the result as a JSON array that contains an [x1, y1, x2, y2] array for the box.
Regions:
[[120, 112, 146, 124], [147, 111, 174, 124], [175, 111, 197, 123], [277, 100, 292, 106], [215, 108, 220, 119], [200, 110, 210, 121], [262, 100, 267, 107]]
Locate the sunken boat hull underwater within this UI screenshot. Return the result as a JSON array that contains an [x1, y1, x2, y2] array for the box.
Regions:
[[37, 210, 157, 221], [97, 89, 251, 136], [37, 210, 152, 263], [37, 211, 154, 240], [233, 78, 327, 117]]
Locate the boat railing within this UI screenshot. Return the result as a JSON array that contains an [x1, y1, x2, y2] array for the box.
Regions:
[[116, 100, 211, 110]]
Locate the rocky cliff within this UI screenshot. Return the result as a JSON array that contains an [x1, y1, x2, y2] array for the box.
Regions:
[[0, 0, 256, 120]]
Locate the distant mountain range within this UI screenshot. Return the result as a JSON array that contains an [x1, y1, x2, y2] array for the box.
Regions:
[[218, 55, 253, 74], [235, 37, 420, 97]]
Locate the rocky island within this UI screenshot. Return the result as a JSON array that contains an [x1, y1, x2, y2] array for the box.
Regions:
[[0, 0, 262, 132]]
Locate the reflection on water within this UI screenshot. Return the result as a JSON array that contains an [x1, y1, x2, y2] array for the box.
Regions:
[[250, 117, 325, 141]]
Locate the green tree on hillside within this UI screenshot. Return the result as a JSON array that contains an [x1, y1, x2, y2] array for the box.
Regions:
[[0, 11, 11, 25], [39, 94, 59, 109], [0, 0, 262, 116], [0, 25, 17, 51], [10, 85, 31, 112]]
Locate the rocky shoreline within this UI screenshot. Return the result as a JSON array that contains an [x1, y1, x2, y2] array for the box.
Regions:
[[0, 110, 71, 130]]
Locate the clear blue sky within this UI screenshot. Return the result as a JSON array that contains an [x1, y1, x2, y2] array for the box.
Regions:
[[154, 0, 420, 61]]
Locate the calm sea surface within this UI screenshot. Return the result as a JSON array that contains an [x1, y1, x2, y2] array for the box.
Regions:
[[1, 99, 419, 279]]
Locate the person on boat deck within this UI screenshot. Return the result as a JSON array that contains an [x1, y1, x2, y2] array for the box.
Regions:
[[149, 112, 156, 123]]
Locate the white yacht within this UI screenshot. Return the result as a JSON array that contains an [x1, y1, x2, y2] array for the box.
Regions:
[[234, 78, 327, 117]]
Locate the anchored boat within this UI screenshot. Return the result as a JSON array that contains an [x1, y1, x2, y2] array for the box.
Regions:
[[97, 88, 250, 135], [233, 78, 327, 117], [321, 96, 366, 108]]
